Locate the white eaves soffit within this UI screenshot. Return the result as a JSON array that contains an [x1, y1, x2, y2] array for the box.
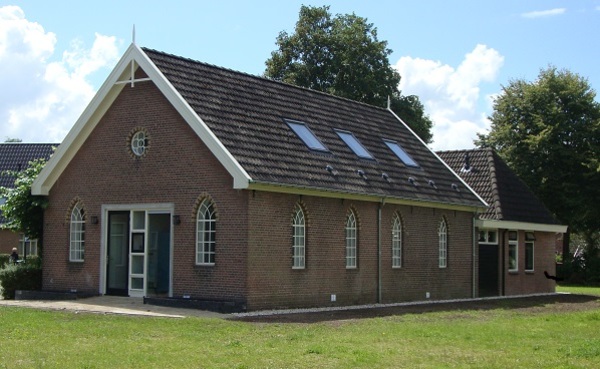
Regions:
[[32, 44, 251, 195]]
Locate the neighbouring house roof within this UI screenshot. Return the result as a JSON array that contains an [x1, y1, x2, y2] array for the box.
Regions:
[[32, 44, 486, 211], [0, 143, 57, 224], [438, 148, 566, 232]]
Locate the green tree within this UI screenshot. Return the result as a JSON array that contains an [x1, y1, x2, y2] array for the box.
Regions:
[[477, 66, 600, 254], [265, 5, 433, 143], [0, 157, 49, 248]]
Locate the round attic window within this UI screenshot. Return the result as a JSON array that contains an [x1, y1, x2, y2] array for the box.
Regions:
[[131, 130, 147, 156]]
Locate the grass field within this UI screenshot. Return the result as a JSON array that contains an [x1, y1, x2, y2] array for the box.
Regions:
[[1, 294, 600, 368], [557, 284, 600, 296]]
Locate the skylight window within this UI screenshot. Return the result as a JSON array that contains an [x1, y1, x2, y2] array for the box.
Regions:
[[335, 130, 373, 159], [383, 139, 419, 167], [286, 120, 328, 152]]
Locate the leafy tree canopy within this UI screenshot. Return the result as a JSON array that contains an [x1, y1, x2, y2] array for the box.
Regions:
[[0, 158, 48, 242], [477, 66, 600, 241], [265, 5, 432, 143]]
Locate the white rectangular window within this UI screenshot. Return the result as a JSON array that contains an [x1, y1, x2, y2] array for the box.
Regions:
[[508, 231, 518, 272], [478, 229, 498, 244], [525, 232, 535, 272], [18, 234, 38, 257]]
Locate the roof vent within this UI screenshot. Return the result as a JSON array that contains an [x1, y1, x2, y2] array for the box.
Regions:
[[461, 152, 472, 173], [451, 183, 460, 192], [325, 164, 338, 176], [357, 169, 368, 180], [408, 176, 417, 186], [381, 172, 391, 182], [428, 180, 437, 189]]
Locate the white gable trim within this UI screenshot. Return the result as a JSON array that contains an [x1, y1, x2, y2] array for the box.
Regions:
[[32, 44, 251, 195]]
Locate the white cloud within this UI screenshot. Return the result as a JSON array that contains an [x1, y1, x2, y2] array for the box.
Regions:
[[521, 8, 566, 18], [394, 44, 504, 150], [0, 6, 120, 143]]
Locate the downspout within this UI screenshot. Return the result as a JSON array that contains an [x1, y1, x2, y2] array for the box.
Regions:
[[472, 215, 477, 298], [377, 198, 385, 303], [501, 229, 506, 296]]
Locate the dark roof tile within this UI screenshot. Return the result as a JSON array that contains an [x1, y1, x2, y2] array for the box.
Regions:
[[144, 48, 484, 209], [0, 143, 57, 224], [437, 148, 558, 224]]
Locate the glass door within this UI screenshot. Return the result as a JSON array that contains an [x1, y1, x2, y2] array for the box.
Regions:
[[129, 211, 146, 297], [106, 212, 129, 296], [105, 208, 172, 298], [147, 213, 171, 297]]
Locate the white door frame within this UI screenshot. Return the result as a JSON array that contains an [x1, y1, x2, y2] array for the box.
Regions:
[[99, 203, 175, 297]]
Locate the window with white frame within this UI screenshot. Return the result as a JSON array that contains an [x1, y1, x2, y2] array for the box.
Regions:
[[478, 229, 498, 244], [69, 204, 85, 262], [18, 234, 38, 257], [392, 214, 402, 268], [438, 219, 447, 268], [292, 205, 306, 269], [525, 232, 535, 272], [346, 211, 357, 268], [508, 231, 518, 272], [196, 199, 216, 265]]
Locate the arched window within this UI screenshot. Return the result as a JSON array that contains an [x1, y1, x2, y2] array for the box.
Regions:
[[69, 204, 85, 262], [196, 199, 216, 265], [438, 219, 448, 268], [292, 205, 305, 269], [346, 211, 358, 268], [392, 214, 402, 268]]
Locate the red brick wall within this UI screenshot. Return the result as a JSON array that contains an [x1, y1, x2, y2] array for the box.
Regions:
[[246, 191, 476, 310], [380, 206, 475, 303], [504, 230, 556, 295], [0, 229, 19, 254], [42, 80, 248, 301]]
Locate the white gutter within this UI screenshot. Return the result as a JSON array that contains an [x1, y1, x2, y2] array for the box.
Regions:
[[476, 219, 568, 233]]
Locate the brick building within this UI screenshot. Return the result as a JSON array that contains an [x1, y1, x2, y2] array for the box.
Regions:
[[0, 143, 57, 256], [32, 44, 493, 311], [438, 149, 567, 297]]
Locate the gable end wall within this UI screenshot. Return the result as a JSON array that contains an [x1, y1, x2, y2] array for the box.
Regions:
[[41, 79, 249, 302]]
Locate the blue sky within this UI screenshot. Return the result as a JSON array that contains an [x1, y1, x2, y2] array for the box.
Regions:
[[2, 1, 599, 150]]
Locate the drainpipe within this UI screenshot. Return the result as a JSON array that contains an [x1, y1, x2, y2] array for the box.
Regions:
[[472, 215, 477, 298], [501, 229, 506, 296], [377, 198, 385, 303]]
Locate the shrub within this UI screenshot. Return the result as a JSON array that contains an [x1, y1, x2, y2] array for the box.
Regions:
[[0, 254, 9, 268], [0, 262, 42, 299]]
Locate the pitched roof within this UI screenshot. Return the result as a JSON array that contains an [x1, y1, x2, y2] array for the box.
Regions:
[[437, 148, 560, 225], [0, 143, 57, 188], [32, 44, 485, 210], [143, 48, 485, 209], [1, 143, 57, 224]]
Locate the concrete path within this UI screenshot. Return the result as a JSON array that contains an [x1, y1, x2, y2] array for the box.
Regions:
[[0, 295, 225, 318]]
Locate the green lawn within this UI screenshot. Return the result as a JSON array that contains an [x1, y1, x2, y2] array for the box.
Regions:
[[2, 299, 600, 369], [557, 284, 600, 296]]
